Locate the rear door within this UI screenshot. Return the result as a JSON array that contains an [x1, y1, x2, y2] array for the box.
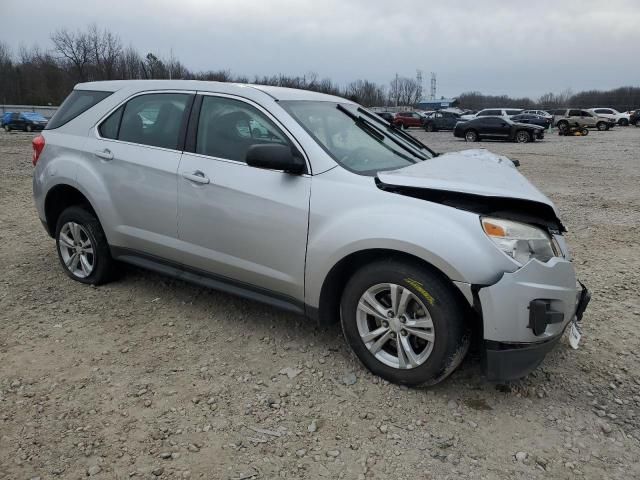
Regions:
[[177, 93, 311, 302], [84, 91, 194, 261]]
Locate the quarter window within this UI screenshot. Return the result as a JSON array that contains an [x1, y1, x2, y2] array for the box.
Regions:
[[196, 96, 289, 163], [100, 93, 191, 150]]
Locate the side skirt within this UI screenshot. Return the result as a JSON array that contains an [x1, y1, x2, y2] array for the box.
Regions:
[[110, 246, 307, 317]]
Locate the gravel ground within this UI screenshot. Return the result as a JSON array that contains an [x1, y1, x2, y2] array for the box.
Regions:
[[1, 127, 639, 480]]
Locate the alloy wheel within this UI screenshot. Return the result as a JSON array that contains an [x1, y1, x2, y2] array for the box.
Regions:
[[356, 283, 435, 369], [465, 130, 477, 142], [58, 222, 95, 278], [516, 131, 530, 143]]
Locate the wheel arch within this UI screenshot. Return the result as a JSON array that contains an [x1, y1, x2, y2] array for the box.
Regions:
[[312, 248, 473, 325], [44, 184, 99, 237]]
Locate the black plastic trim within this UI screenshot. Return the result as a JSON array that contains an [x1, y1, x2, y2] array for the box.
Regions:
[[483, 335, 561, 382], [184, 94, 203, 153], [177, 94, 196, 152], [110, 246, 306, 316]]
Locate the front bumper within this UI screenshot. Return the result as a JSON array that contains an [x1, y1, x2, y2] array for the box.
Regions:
[[477, 257, 590, 381]]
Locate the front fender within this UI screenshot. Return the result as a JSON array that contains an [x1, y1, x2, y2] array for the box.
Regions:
[[304, 169, 519, 308]]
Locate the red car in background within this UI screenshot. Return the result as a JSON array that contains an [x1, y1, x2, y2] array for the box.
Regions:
[[393, 111, 425, 129]]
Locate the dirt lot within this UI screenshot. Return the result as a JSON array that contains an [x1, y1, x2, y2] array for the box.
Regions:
[[1, 127, 639, 480]]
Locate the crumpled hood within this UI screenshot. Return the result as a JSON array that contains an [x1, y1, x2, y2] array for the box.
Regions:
[[377, 149, 559, 217]]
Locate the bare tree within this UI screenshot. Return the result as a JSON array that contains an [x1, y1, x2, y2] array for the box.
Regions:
[[51, 28, 91, 81], [87, 24, 122, 80]]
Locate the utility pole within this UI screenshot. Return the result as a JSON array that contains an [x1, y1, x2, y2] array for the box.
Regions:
[[430, 72, 436, 100], [395, 73, 399, 107], [416, 69, 423, 104]]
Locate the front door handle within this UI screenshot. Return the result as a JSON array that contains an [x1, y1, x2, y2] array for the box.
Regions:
[[94, 149, 114, 160], [182, 170, 210, 184]]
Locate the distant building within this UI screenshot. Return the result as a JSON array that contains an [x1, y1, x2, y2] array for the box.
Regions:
[[415, 97, 458, 111]]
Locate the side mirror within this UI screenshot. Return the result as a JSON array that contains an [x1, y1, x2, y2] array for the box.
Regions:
[[246, 144, 306, 174]]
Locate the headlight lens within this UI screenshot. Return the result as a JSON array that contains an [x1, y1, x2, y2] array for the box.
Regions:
[[481, 217, 560, 265]]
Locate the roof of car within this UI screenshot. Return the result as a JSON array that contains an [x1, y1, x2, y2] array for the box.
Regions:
[[75, 80, 350, 104]]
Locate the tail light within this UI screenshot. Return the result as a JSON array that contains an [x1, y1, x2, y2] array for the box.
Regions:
[[32, 134, 45, 166]]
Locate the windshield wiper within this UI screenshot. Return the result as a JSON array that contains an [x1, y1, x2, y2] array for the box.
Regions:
[[336, 104, 385, 141], [357, 107, 438, 157], [337, 105, 428, 161]]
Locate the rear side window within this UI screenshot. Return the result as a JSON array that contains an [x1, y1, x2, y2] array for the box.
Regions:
[[99, 106, 124, 139], [100, 93, 191, 150], [46, 90, 112, 130]]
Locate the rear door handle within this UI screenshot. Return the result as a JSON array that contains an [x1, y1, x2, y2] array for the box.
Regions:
[[94, 149, 114, 160], [182, 170, 210, 184]]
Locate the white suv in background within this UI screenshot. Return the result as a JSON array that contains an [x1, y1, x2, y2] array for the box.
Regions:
[[588, 108, 631, 126], [460, 108, 522, 120]]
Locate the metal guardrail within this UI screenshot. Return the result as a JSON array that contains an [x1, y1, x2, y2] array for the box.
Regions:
[[0, 105, 58, 118]]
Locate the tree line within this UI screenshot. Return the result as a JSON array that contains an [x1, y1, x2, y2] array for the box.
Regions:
[[0, 25, 638, 112]]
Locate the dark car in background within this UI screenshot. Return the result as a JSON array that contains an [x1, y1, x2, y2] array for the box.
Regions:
[[393, 111, 425, 129], [2, 112, 48, 132], [511, 113, 551, 133], [376, 111, 395, 123], [454, 116, 544, 143], [423, 110, 462, 131], [630, 110, 640, 126]]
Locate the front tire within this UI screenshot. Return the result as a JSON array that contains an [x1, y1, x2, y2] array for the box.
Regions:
[[619, 119, 629, 126], [4, 125, 10, 132], [26, 124, 33, 133], [597, 122, 607, 131], [340, 260, 470, 387], [515, 130, 531, 143], [55, 206, 115, 285], [425, 123, 435, 132]]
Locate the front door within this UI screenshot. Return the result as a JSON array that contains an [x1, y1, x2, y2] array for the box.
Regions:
[[177, 94, 310, 302]]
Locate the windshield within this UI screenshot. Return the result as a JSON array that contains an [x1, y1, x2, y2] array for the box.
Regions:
[[281, 101, 434, 175]]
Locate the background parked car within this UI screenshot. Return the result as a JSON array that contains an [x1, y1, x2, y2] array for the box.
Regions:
[[461, 108, 523, 120], [588, 108, 631, 126], [2, 112, 48, 132], [630, 110, 640, 126], [522, 109, 553, 120], [393, 111, 425, 129], [511, 113, 552, 132], [376, 111, 395, 123], [551, 108, 615, 131], [423, 110, 462, 131], [453, 116, 544, 143]]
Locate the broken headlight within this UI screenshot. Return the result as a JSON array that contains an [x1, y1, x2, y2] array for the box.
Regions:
[[481, 217, 560, 265]]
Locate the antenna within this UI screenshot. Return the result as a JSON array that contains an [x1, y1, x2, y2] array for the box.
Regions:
[[430, 72, 436, 100]]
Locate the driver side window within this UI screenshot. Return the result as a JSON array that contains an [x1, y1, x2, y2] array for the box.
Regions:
[[196, 96, 289, 162]]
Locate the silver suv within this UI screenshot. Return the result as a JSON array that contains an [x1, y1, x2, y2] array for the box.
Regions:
[[32, 80, 590, 386]]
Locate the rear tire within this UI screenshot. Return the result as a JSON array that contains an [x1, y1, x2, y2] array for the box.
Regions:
[[425, 123, 435, 132], [340, 259, 470, 387], [464, 130, 478, 142], [55, 206, 115, 285], [4, 125, 10, 132], [581, 128, 589, 136], [619, 119, 629, 126]]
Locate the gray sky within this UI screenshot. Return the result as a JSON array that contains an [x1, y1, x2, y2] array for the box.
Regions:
[[2, 0, 639, 99]]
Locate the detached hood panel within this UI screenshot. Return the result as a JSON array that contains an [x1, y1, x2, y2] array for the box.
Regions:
[[377, 149, 564, 230]]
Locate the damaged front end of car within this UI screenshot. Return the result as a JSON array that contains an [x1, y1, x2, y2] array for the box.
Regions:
[[375, 148, 590, 382]]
